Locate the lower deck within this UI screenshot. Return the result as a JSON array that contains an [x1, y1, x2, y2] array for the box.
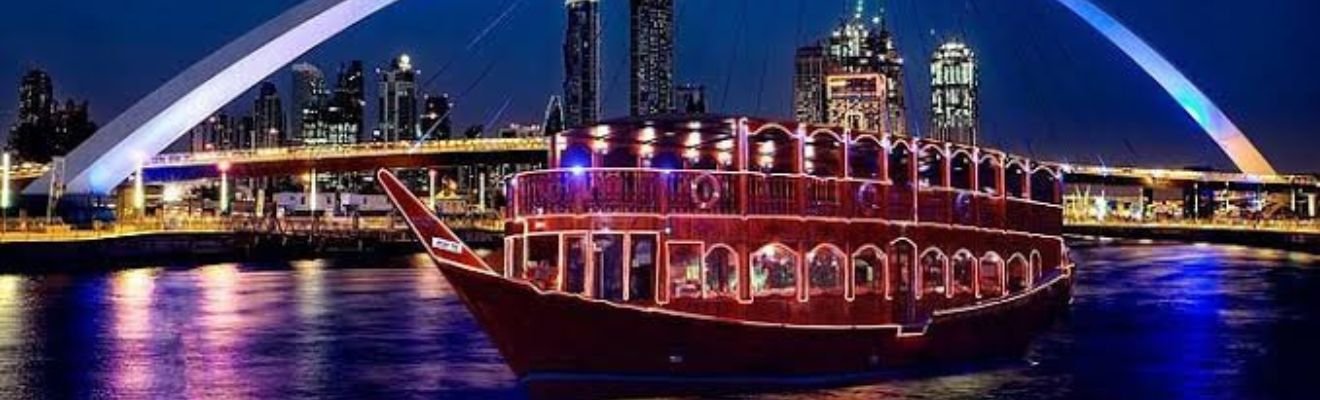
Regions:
[[496, 215, 1068, 326]]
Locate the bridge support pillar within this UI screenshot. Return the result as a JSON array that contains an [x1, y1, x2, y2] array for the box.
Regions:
[[1308, 194, 1317, 219]]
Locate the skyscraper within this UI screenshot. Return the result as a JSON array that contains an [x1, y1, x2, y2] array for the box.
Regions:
[[675, 84, 708, 115], [253, 82, 285, 148], [326, 60, 365, 145], [794, 1, 907, 135], [189, 113, 235, 152], [291, 62, 328, 146], [419, 93, 453, 140], [543, 96, 565, 136], [564, 0, 601, 128], [930, 40, 978, 145], [630, 0, 675, 117], [794, 46, 828, 124], [15, 69, 54, 128], [377, 54, 418, 142]]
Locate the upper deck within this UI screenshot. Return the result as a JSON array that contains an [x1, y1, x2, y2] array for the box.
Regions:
[[509, 116, 1064, 236]]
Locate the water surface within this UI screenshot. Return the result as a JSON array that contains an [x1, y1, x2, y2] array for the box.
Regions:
[[0, 243, 1315, 399]]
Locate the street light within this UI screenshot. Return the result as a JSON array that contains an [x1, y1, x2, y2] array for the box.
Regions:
[[218, 161, 231, 215]]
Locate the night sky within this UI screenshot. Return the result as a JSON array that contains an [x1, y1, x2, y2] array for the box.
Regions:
[[0, 0, 1316, 173]]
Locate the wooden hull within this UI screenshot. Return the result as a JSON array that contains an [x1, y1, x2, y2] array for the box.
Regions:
[[438, 257, 1072, 397]]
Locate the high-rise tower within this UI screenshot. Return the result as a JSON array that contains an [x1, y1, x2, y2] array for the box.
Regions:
[[564, 0, 601, 127], [291, 62, 328, 145], [630, 0, 675, 117], [252, 82, 285, 148], [327, 60, 365, 145], [930, 40, 978, 145], [794, 1, 907, 135], [377, 54, 419, 142]]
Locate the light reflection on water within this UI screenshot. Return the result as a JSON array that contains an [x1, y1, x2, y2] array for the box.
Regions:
[[0, 244, 1314, 399]]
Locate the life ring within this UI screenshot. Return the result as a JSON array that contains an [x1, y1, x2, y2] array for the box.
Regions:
[[855, 182, 882, 211], [691, 174, 722, 209]]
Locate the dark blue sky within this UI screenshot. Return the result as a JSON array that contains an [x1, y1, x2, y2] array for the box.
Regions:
[[1, 0, 1316, 173]]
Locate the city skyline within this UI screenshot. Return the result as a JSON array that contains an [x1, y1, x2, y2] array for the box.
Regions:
[[0, 0, 1317, 172]]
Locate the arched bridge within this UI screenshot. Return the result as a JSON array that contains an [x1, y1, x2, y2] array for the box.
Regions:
[[21, 0, 1282, 197]]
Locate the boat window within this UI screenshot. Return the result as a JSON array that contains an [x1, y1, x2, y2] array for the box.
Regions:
[[918, 146, 946, 188], [920, 250, 948, 298], [888, 143, 913, 186], [564, 235, 588, 295], [1006, 162, 1027, 198], [808, 245, 846, 296], [602, 142, 638, 168], [852, 247, 885, 296], [593, 234, 626, 301], [525, 235, 560, 291], [667, 243, 703, 299], [888, 241, 917, 299], [979, 255, 1004, 298], [752, 244, 799, 298], [629, 235, 657, 302], [978, 156, 1001, 195], [1007, 256, 1030, 294], [704, 246, 739, 299], [1031, 169, 1060, 204], [951, 151, 975, 190], [751, 128, 797, 174], [560, 141, 593, 169], [806, 132, 844, 177], [848, 138, 883, 180], [951, 252, 976, 298]]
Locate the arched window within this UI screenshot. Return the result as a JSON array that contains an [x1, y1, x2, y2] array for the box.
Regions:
[[979, 254, 1004, 298], [750, 127, 797, 174], [852, 246, 885, 296], [807, 244, 846, 296], [849, 136, 884, 179], [806, 131, 844, 177], [1007, 254, 1030, 294], [918, 145, 946, 188], [978, 155, 1001, 195], [751, 244, 798, 298], [1006, 161, 1028, 198], [1031, 168, 1060, 204], [920, 249, 948, 298], [704, 245, 739, 299], [950, 151, 975, 190], [888, 141, 913, 186], [951, 251, 976, 298]]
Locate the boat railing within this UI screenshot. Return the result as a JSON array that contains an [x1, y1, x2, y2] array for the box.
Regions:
[[511, 169, 1061, 235]]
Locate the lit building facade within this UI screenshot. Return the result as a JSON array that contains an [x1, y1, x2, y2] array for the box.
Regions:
[[420, 93, 453, 140], [930, 40, 978, 146], [253, 82, 285, 148], [794, 46, 828, 124], [794, 2, 907, 136], [15, 69, 54, 128], [292, 62, 329, 145], [189, 113, 235, 152], [563, 0, 601, 127], [675, 84, 708, 115], [377, 54, 418, 142], [630, 0, 675, 116], [326, 60, 365, 145]]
